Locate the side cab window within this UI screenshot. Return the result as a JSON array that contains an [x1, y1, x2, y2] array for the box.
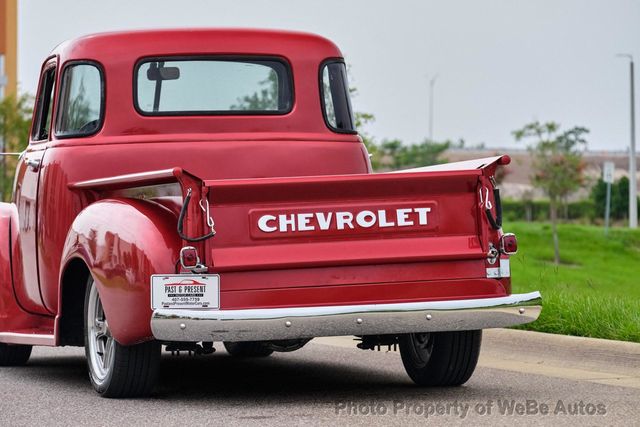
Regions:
[[320, 60, 356, 134], [31, 61, 57, 142], [56, 62, 104, 137]]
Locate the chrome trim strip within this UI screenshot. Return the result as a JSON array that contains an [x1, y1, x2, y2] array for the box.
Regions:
[[68, 168, 177, 190], [151, 292, 542, 343], [390, 155, 505, 173], [0, 332, 56, 346]]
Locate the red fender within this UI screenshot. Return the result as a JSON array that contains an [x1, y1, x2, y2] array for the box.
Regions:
[[60, 198, 181, 345], [0, 203, 52, 335]]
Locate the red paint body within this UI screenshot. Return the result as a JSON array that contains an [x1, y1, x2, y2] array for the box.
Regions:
[[0, 29, 510, 346]]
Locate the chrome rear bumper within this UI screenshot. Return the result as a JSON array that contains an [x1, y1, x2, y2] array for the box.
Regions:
[[150, 291, 542, 342]]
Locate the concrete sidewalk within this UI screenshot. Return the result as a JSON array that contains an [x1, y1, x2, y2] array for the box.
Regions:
[[314, 328, 640, 389]]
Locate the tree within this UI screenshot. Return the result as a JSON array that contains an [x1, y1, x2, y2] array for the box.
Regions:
[[64, 79, 94, 131], [348, 76, 381, 169], [590, 178, 607, 218], [391, 139, 450, 170], [232, 70, 279, 111], [513, 121, 588, 264], [591, 176, 633, 221], [350, 69, 449, 171], [354, 110, 379, 169], [613, 176, 630, 219], [0, 93, 33, 201]]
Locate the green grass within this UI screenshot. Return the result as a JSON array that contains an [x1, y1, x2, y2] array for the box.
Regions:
[[506, 221, 640, 342]]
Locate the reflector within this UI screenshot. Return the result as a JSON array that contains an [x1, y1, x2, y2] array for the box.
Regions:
[[500, 233, 518, 255]]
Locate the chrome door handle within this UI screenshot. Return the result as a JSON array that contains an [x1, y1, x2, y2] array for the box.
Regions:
[[26, 158, 41, 172]]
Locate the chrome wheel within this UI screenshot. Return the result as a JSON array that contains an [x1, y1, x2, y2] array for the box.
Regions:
[[407, 333, 434, 367], [86, 284, 114, 384], [83, 276, 161, 397]]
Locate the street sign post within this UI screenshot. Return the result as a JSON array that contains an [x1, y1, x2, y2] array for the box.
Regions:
[[617, 55, 638, 228], [603, 161, 615, 236]]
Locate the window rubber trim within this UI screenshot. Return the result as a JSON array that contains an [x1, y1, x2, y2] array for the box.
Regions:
[[132, 55, 295, 117], [54, 60, 106, 139], [318, 58, 357, 135], [31, 57, 57, 143]]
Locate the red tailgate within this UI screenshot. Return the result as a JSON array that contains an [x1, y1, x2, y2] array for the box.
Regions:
[[204, 168, 489, 274]]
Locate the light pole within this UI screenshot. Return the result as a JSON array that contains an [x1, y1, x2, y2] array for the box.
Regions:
[[617, 54, 638, 229], [428, 74, 438, 141]]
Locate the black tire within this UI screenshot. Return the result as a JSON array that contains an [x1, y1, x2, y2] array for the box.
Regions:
[[0, 343, 32, 366], [399, 330, 482, 386], [84, 276, 161, 398], [223, 341, 274, 357]]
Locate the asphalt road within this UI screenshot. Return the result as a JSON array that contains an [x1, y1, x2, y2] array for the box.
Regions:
[[1, 330, 638, 426]]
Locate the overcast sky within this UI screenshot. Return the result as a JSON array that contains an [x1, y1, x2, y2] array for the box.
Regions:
[[17, 0, 640, 150]]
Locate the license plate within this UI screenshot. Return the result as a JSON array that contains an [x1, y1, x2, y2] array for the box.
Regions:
[[151, 274, 220, 309]]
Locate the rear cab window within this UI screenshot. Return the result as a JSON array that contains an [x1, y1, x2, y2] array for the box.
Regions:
[[134, 57, 293, 115]]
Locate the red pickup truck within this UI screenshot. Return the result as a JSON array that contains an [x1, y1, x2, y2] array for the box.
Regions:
[[0, 29, 541, 397]]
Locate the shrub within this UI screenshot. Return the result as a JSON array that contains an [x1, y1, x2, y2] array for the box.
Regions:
[[502, 199, 595, 222]]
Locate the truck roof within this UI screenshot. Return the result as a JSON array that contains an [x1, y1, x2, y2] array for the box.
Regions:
[[44, 29, 351, 141], [52, 28, 343, 61]]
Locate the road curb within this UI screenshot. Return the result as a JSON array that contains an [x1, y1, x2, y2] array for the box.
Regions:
[[481, 328, 640, 386], [489, 328, 640, 353]]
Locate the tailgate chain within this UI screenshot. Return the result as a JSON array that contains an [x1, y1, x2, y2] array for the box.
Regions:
[[177, 188, 217, 242], [199, 197, 216, 232], [480, 183, 502, 230]]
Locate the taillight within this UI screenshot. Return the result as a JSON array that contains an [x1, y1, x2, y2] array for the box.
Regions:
[[500, 233, 518, 255], [180, 246, 200, 269]]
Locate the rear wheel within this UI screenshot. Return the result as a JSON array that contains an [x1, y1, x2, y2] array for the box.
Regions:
[[84, 277, 160, 397], [224, 341, 274, 357], [0, 343, 32, 366], [399, 330, 482, 386]]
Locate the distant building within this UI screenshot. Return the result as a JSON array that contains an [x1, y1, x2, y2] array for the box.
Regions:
[[446, 148, 640, 201]]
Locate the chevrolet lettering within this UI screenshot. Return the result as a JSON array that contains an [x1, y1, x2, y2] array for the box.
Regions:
[[0, 29, 541, 398], [257, 207, 433, 233]]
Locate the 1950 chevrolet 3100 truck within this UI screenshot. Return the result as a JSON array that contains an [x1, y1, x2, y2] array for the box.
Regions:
[[0, 29, 541, 397]]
